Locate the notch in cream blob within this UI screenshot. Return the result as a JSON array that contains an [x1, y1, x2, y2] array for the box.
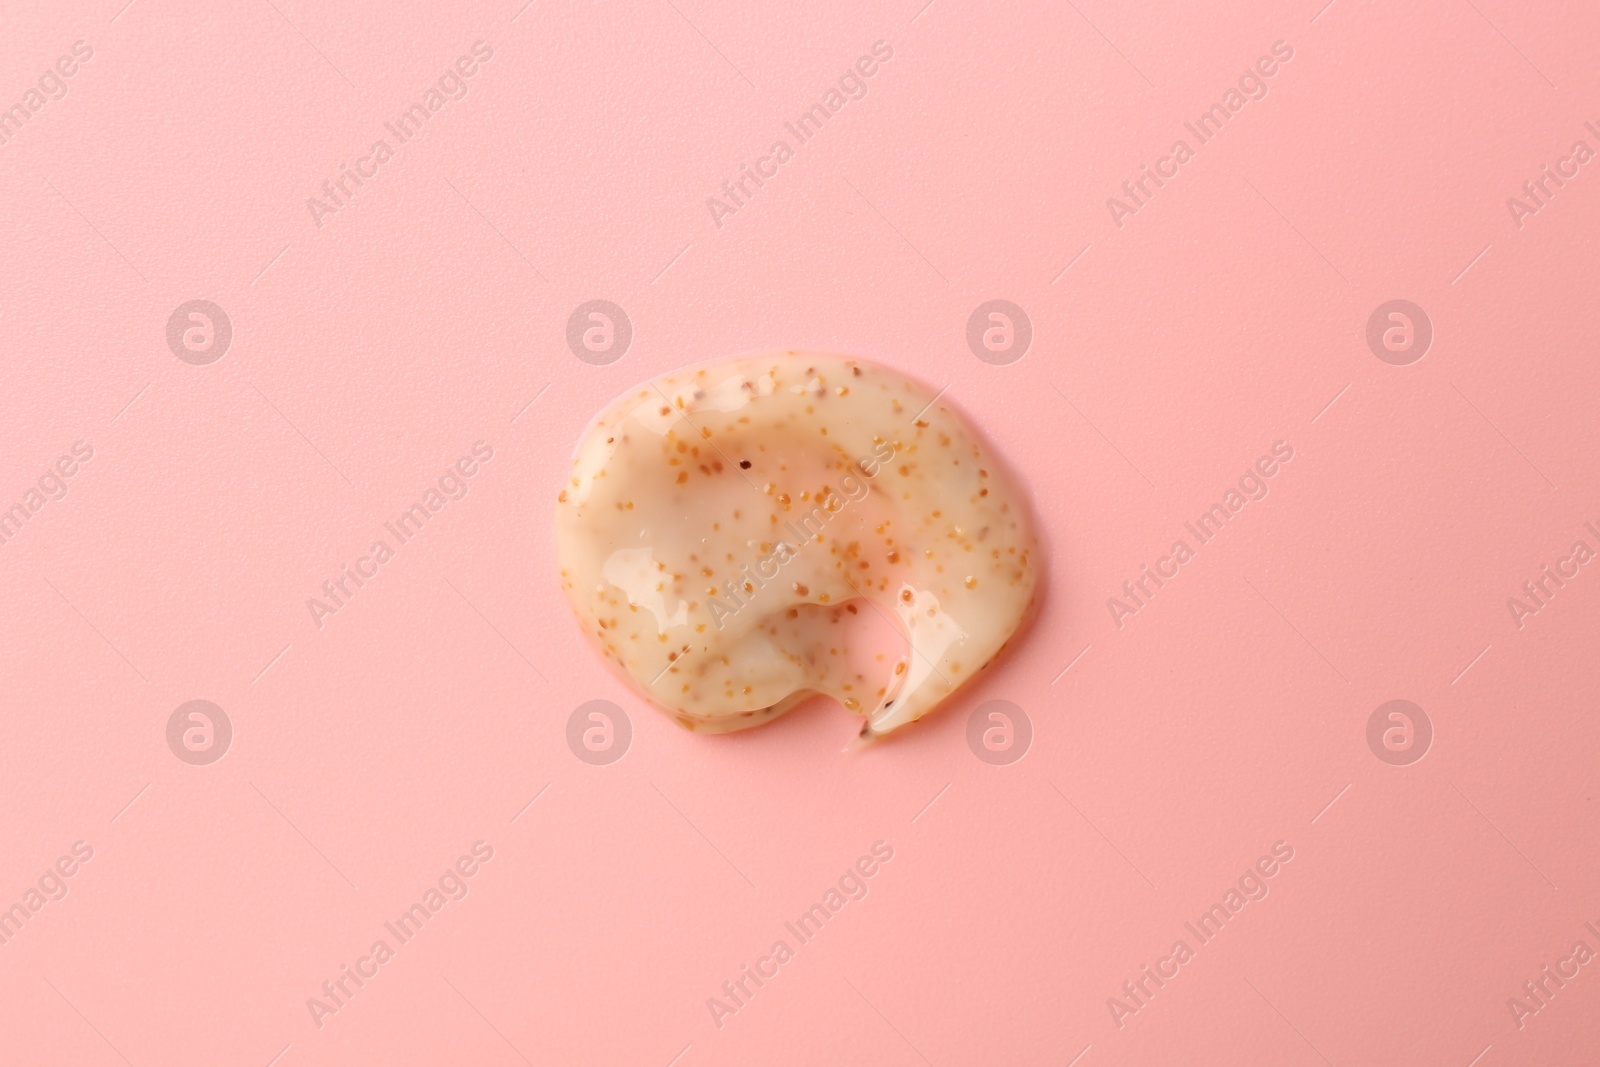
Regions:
[[555, 354, 1039, 740]]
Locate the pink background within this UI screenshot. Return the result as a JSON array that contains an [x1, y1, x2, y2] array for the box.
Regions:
[[3, 0, 1599, 1063]]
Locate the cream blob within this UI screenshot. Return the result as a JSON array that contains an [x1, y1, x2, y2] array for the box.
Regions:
[[555, 354, 1039, 739]]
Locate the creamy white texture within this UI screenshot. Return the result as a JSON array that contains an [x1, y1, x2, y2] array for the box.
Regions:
[[555, 354, 1039, 738]]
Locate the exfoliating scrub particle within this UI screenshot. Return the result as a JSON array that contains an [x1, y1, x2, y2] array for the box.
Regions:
[[555, 354, 1039, 739]]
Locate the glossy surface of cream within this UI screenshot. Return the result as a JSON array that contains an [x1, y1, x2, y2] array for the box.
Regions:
[[555, 354, 1038, 738]]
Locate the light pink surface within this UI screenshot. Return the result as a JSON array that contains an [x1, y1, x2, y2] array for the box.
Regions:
[[3, 1, 1599, 1064]]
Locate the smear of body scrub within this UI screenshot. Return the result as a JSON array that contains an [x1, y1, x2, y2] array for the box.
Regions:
[[555, 354, 1039, 740]]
